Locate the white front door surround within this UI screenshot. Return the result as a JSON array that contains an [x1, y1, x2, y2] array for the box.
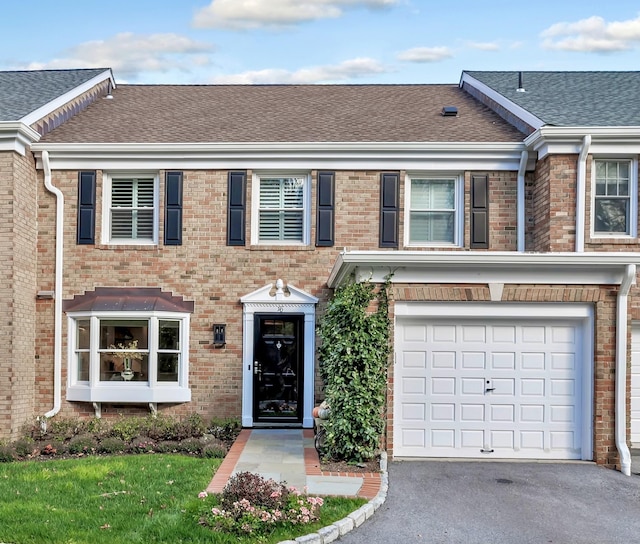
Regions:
[[394, 303, 594, 460], [240, 280, 318, 428]]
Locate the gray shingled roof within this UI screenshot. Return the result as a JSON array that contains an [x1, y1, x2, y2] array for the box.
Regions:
[[0, 69, 109, 121], [464, 71, 640, 127], [41, 84, 524, 143]]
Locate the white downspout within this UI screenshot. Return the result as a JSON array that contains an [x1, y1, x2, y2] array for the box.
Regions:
[[616, 264, 635, 476], [42, 150, 63, 421], [575, 135, 591, 252], [517, 150, 528, 252]]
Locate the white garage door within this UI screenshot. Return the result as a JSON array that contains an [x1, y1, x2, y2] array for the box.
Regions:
[[631, 324, 640, 446], [395, 318, 583, 459]]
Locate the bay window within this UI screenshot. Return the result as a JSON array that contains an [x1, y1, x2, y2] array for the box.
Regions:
[[67, 312, 190, 403]]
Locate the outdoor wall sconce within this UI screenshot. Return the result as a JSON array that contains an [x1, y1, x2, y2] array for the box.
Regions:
[[213, 324, 226, 347]]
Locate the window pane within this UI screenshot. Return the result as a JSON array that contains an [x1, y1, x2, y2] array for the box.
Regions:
[[411, 179, 455, 210], [76, 319, 90, 349], [409, 211, 454, 243], [595, 199, 629, 233], [100, 352, 148, 381], [159, 320, 180, 350], [158, 354, 179, 382], [77, 352, 90, 382], [110, 178, 155, 241], [258, 176, 305, 242], [100, 320, 148, 350]]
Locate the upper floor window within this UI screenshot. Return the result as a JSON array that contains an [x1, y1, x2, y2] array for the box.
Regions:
[[252, 173, 310, 244], [406, 174, 463, 246], [593, 159, 637, 237], [103, 174, 158, 244]]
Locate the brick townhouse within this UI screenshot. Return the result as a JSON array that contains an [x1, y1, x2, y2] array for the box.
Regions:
[[1, 68, 639, 474]]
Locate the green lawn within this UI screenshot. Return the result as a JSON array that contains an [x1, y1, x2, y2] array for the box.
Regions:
[[0, 454, 365, 544]]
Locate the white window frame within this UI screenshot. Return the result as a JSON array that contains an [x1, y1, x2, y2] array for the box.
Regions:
[[66, 311, 191, 404], [591, 158, 638, 239], [404, 173, 464, 247], [101, 172, 159, 245], [250, 172, 311, 245]]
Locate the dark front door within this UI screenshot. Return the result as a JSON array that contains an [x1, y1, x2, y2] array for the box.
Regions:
[[253, 314, 303, 423]]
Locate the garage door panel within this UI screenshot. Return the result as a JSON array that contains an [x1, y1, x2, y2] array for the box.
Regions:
[[395, 318, 583, 459], [402, 351, 426, 368], [432, 351, 455, 368]]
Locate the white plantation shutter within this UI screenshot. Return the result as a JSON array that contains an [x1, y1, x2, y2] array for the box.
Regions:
[[409, 178, 456, 243], [259, 177, 304, 241], [110, 178, 155, 240]]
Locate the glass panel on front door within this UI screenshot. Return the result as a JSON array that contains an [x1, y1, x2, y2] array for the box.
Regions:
[[254, 315, 303, 423]]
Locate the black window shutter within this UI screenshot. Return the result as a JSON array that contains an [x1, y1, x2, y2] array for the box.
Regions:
[[316, 171, 335, 247], [164, 171, 183, 245], [379, 172, 399, 248], [77, 171, 96, 245], [470, 174, 489, 249], [227, 171, 247, 246]]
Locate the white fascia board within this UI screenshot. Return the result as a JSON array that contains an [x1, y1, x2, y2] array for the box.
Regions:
[[0, 122, 41, 155], [327, 250, 640, 288], [459, 73, 545, 130], [395, 301, 593, 319], [20, 69, 114, 127], [525, 126, 640, 159], [31, 141, 526, 171]]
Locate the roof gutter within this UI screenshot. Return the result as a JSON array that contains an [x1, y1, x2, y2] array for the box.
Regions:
[[575, 135, 591, 252], [616, 264, 635, 476], [517, 150, 528, 252], [41, 150, 64, 422]]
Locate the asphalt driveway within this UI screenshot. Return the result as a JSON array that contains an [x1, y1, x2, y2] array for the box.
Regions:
[[338, 461, 640, 544]]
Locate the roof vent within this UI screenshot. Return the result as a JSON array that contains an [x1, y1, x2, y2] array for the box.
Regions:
[[516, 71, 525, 93], [441, 106, 458, 117]]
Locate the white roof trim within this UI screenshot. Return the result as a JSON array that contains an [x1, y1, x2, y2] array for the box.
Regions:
[[525, 126, 640, 158], [241, 280, 318, 305], [20, 69, 115, 126], [327, 250, 640, 288], [0, 122, 41, 155], [460, 72, 545, 130], [31, 141, 527, 171]]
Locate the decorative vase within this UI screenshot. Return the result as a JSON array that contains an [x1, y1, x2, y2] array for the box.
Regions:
[[121, 357, 134, 381]]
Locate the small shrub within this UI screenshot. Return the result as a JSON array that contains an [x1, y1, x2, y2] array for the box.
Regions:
[[201, 441, 227, 459], [0, 444, 15, 463], [208, 418, 241, 444], [86, 417, 110, 438], [154, 440, 180, 453], [48, 418, 86, 441], [97, 437, 127, 454], [200, 473, 323, 537], [144, 414, 183, 441], [221, 471, 289, 511], [178, 437, 202, 455], [110, 416, 144, 442], [13, 438, 35, 458], [67, 434, 97, 455], [129, 437, 156, 454], [181, 412, 206, 438]]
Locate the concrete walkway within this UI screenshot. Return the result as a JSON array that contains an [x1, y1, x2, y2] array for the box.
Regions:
[[207, 428, 381, 498]]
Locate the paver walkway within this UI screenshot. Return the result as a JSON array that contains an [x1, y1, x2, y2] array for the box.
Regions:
[[207, 428, 381, 498]]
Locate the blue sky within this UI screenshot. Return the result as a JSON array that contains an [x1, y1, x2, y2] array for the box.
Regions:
[[2, 0, 640, 84]]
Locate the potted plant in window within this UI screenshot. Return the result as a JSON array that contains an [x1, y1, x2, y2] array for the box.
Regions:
[[107, 340, 144, 380]]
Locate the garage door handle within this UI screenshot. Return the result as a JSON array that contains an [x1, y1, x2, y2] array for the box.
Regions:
[[480, 448, 494, 453], [485, 387, 495, 392]]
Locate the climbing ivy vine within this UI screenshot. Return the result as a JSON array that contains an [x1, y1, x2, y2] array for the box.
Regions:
[[317, 276, 391, 462]]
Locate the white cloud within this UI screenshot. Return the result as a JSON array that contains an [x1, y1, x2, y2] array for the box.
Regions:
[[541, 14, 640, 52], [25, 32, 213, 78], [396, 46, 453, 63], [193, 0, 398, 30], [211, 57, 388, 83], [468, 42, 500, 51]]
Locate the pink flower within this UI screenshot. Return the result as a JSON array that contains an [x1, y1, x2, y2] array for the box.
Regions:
[[198, 491, 208, 499]]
